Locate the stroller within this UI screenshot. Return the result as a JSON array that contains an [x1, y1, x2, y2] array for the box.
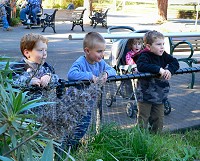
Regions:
[[105, 26, 172, 118]]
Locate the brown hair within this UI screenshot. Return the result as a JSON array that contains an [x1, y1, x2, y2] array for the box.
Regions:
[[20, 33, 48, 56], [83, 32, 106, 50], [143, 30, 164, 45], [127, 38, 143, 50]]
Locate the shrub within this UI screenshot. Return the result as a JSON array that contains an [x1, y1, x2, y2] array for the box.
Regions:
[[10, 17, 21, 26], [177, 10, 200, 19]]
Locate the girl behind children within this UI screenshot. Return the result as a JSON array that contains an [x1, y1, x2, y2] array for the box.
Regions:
[[125, 38, 143, 65]]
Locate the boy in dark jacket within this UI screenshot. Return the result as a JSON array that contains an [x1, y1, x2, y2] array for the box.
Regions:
[[136, 30, 179, 133]]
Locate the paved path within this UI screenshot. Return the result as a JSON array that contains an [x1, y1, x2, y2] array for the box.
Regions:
[[1, 9, 200, 78], [0, 10, 200, 131]]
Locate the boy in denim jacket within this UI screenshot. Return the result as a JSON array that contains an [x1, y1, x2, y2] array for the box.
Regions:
[[11, 33, 59, 89]]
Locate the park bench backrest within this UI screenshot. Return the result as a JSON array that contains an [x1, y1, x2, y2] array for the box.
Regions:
[[169, 37, 200, 58], [55, 9, 74, 22], [101, 8, 109, 19], [168, 36, 200, 89], [71, 7, 86, 21]]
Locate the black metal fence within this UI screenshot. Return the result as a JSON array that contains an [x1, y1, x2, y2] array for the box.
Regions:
[[63, 66, 200, 132]]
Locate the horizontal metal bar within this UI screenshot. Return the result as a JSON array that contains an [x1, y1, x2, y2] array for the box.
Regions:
[[63, 66, 200, 87], [68, 32, 200, 40]]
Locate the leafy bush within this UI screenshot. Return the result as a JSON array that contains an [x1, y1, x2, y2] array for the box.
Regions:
[[177, 10, 200, 19], [10, 17, 21, 26], [43, 0, 83, 9], [0, 57, 56, 160]]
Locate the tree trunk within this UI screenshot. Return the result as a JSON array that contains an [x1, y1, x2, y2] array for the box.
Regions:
[[11, 0, 16, 18], [157, 0, 168, 22]]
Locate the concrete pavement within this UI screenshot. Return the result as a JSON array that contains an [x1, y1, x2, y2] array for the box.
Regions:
[[1, 9, 200, 78], [0, 10, 200, 131]]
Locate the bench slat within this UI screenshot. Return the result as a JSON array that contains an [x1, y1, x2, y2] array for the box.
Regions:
[[55, 10, 74, 21]]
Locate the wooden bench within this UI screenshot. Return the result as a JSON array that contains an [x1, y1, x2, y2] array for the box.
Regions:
[[169, 36, 200, 88], [41, 7, 86, 33]]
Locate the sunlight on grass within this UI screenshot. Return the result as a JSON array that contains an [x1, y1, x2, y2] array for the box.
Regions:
[[72, 124, 200, 161]]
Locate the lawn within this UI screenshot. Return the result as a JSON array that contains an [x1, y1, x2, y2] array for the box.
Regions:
[[71, 125, 200, 161]]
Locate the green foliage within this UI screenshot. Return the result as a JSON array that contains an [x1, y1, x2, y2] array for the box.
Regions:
[[10, 17, 21, 26], [72, 125, 200, 161], [10, 7, 21, 26], [43, 0, 83, 9], [73, 0, 83, 8], [177, 10, 200, 19], [0, 57, 61, 160], [16, 7, 20, 18]]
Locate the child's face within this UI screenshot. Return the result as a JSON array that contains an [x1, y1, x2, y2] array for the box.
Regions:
[[132, 40, 143, 53], [85, 42, 106, 64], [24, 40, 48, 64], [147, 38, 165, 56]]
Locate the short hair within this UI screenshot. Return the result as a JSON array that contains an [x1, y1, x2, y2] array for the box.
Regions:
[[127, 38, 143, 50], [83, 32, 105, 50], [143, 30, 164, 45], [20, 33, 48, 56]]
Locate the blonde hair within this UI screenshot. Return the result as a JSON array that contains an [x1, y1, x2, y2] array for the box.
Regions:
[[127, 38, 143, 50], [20, 33, 48, 56], [83, 32, 105, 50], [143, 30, 164, 45]]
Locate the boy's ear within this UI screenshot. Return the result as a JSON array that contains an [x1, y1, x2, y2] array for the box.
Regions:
[[84, 47, 90, 55], [23, 49, 30, 58], [145, 44, 151, 50]]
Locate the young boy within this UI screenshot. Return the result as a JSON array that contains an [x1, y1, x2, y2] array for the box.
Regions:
[[67, 32, 116, 82], [136, 30, 179, 133], [11, 33, 59, 88], [67, 32, 116, 145]]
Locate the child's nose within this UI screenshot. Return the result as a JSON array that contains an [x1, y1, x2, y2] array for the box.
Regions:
[[43, 51, 47, 58], [101, 51, 104, 57]]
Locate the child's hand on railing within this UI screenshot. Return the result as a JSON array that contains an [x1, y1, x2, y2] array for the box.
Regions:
[[159, 68, 172, 80], [40, 74, 51, 87], [163, 69, 172, 80], [101, 72, 108, 83], [30, 77, 41, 86]]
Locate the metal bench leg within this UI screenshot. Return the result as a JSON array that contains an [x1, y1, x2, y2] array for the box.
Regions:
[[93, 22, 97, 28], [42, 26, 47, 32], [71, 23, 75, 31], [189, 72, 195, 89], [52, 27, 56, 33], [80, 24, 84, 32], [51, 23, 56, 33], [188, 61, 195, 89]]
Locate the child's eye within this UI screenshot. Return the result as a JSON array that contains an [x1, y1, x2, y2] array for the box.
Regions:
[[97, 50, 104, 53], [37, 49, 47, 52]]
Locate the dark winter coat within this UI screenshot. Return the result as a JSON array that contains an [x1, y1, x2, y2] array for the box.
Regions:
[[136, 50, 179, 104]]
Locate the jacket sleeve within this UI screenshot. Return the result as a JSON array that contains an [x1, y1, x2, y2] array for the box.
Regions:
[[103, 60, 117, 77], [165, 53, 179, 75]]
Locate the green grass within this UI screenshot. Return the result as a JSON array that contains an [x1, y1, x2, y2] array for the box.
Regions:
[[71, 124, 200, 161]]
